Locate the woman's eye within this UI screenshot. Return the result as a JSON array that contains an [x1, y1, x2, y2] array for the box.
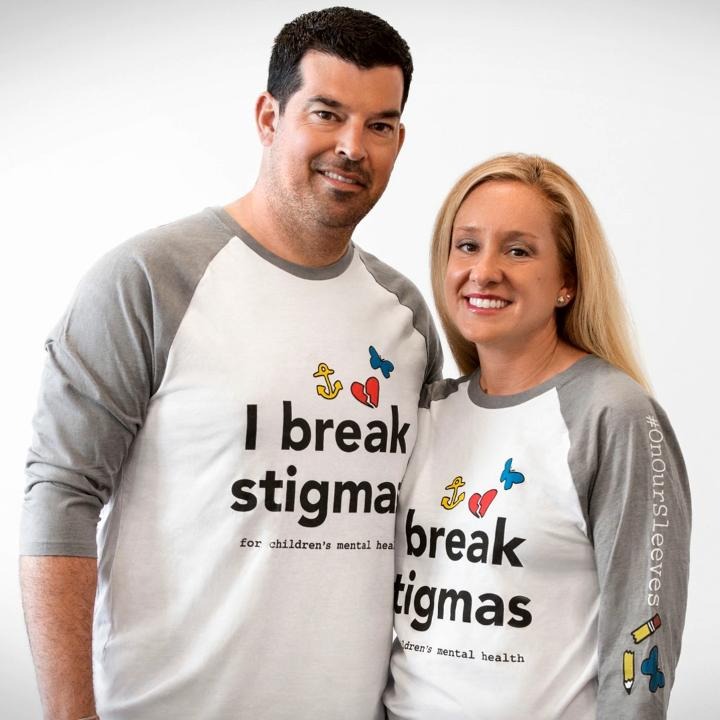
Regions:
[[455, 241, 477, 253], [509, 247, 529, 257]]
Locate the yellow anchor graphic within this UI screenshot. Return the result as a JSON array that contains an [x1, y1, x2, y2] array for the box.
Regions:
[[314, 362, 343, 400], [440, 476, 466, 510]]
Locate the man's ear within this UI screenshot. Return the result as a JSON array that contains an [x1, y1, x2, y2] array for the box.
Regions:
[[397, 123, 406, 156], [256, 92, 279, 147]]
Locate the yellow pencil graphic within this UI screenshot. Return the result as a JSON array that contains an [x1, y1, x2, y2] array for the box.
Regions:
[[631, 614, 662, 644], [623, 650, 635, 694]]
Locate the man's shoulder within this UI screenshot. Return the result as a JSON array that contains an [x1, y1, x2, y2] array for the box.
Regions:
[[82, 208, 234, 290], [354, 246, 427, 310], [354, 245, 443, 383], [117, 207, 233, 266], [419, 375, 470, 410]]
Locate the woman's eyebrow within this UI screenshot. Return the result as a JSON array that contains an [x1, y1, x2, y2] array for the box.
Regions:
[[453, 225, 538, 240]]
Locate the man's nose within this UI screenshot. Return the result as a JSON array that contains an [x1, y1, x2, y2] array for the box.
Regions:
[[335, 121, 367, 162]]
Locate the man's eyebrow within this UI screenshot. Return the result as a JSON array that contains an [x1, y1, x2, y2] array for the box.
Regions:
[[305, 95, 344, 109], [374, 109, 402, 120], [305, 95, 401, 119]]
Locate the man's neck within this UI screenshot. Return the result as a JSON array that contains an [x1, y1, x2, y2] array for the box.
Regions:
[[224, 190, 352, 268]]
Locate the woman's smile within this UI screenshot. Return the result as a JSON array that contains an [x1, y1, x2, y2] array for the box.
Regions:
[[464, 294, 511, 311]]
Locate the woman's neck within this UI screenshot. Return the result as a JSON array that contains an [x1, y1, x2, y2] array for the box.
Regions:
[[476, 331, 587, 396]]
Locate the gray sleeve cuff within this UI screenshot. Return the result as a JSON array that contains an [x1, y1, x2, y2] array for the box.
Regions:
[[20, 477, 102, 557]]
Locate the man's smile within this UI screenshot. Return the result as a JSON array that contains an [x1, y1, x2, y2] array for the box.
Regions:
[[313, 161, 370, 191]]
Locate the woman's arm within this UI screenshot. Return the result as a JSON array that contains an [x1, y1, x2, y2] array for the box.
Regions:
[[589, 398, 691, 720]]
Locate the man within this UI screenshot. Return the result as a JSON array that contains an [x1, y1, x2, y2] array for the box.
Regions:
[[20, 7, 442, 720]]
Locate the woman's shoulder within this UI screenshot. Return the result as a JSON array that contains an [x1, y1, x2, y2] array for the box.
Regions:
[[564, 353, 647, 396], [557, 355, 666, 431]]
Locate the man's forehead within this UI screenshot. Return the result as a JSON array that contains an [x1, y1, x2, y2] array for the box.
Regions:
[[294, 50, 404, 112]]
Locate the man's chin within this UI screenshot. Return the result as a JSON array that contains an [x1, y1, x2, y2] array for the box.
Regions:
[[316, 196, 378, 229], [316, 209, 369, 229]]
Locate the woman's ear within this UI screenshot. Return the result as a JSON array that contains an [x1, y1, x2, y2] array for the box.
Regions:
[[556, 294, 571, 307], [556, 273, 576, 307]]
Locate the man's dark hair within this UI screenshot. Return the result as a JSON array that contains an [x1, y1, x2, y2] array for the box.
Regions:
[[268, 7, 413, 113]]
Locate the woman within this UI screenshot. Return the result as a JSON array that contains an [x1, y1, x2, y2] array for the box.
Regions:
[[384, 155, 690, 719]]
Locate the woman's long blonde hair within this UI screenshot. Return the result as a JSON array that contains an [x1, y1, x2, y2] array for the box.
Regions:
[[431, 154, 649, 391]]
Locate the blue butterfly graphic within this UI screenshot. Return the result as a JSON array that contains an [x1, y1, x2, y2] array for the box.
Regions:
[[500, 458, 525, 490], [369, 345, 394, 379], [641, 645, 666, 693]]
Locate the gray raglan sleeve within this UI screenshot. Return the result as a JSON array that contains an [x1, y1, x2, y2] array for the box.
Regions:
[[420, 317, 443, 384], [356, 248, 443, 384], [21, 245, 158, 556], [20, 211, 231, 557], [565, 376, 691, 719]]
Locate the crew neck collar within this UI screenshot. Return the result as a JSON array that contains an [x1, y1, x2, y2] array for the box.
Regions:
[[467, 355, 600, 408], [211, 206, 355, 280]]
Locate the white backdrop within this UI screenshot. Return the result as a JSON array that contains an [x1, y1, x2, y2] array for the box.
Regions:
[[2, 0, 717, 717]]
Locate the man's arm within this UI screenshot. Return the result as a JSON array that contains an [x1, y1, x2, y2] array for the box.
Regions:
[[20, 556, 98, 720], [20, 241, 160, 717], [20, 215, 230, 714]]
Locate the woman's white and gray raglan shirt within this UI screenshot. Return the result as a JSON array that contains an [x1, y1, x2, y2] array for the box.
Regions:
[[385, 356, 690, 720], [20, 208, 443, 720]]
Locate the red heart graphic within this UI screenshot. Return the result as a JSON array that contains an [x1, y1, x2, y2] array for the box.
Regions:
[[351, 377, 380, 408], [468, 489, 498, 518]]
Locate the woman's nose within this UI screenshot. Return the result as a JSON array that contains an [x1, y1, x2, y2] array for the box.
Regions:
[[468, 252, 503, 287]]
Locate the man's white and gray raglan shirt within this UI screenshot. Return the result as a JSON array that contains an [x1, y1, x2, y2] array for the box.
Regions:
[[385, 356, 690, 720], [21, 208, 443, 720]]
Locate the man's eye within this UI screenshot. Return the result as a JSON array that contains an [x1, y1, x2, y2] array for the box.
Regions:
[[371, 122, 394, 134], [314, 110, 335, 121], [509, 247, 529, 257]]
